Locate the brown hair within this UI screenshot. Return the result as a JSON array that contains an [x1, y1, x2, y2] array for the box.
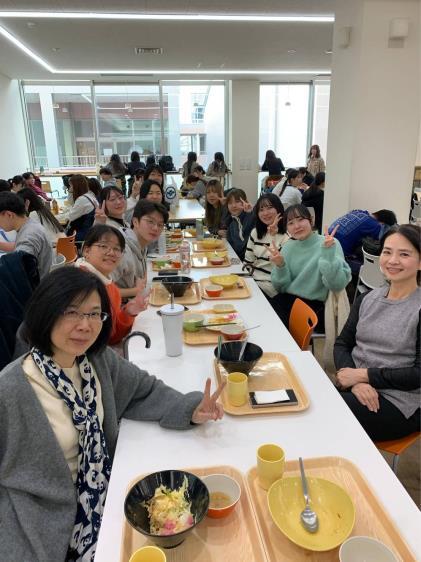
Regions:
[[308, 144, 321, 159], [70, 174, 89, 200], [205, 180, 224, 231]]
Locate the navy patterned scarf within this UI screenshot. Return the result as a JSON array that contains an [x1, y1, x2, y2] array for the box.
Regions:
[[31, 348, 111, 562]]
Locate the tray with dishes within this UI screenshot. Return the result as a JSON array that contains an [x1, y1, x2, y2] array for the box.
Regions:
[[183, 310, 246, 345], [200, 275, 251, 300], [191, 252, 231, 268], [151, 256, 182, 272], [214, 352, 309, 415], [149, 280, 201, 306], [192, 239, 227, 253], [246, 456, 414, 561], [120, 465, 267, 562]]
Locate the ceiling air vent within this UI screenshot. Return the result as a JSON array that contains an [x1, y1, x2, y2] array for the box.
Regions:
[[134, 47, 163, 55]]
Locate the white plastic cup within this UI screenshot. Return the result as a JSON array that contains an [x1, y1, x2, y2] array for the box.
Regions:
[[160, 303, 184, 356], [339, 536, 398, 562]]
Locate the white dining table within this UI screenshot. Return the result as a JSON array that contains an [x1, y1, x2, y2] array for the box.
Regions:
[[94, 242, 421, 562], [168, 199, 206, 223]]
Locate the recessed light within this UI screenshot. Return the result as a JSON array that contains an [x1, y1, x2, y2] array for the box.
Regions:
[[26, 21, 36, 28], [287, 49, 297, 54], [324, 49, 333, 54]]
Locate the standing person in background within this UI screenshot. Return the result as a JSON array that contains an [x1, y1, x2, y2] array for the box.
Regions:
[[182, 151, 199, 179], [307, 145, 325, 177], [107, 154, 128, 196], [244, 193, 288, 315], [0, 192, 52, 277], [22, 172, 50, 202], [225, 188, 255, 261], [204, 179, 229, 236], [302, 172, 325, 233], [206, 152, 229, 184], [126, 151, 145, 196], [261, 149, 285, 176], [17, 188, 65, 245], [272, 169, 302, 210], [67, 174, 99, 242]]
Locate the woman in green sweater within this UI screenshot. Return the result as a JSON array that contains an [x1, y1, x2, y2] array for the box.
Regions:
[[269, 204, 351, 329]]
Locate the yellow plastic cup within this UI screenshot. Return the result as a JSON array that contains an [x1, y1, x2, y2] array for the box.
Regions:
[[129, 546, 167, 562], [227, 372, 248, 406], [257, 443, 285, 490]]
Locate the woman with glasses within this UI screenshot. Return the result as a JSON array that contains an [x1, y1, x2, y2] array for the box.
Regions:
[[0, 267, 224, 562], [75, 225, 148, 345], [244, 194, 289, 315]]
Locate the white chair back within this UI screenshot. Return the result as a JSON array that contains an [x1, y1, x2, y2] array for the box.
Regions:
[[359, 249, 386, 290], [50, 253, 66, 271]]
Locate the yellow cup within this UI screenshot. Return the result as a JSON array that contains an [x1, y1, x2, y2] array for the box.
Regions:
[[129, 546, 167, 562], [227, 372, 248, 406], [257, 443, 285, 490]]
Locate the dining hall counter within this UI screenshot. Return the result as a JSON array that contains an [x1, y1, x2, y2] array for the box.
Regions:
[[94, 242, 421, 562]]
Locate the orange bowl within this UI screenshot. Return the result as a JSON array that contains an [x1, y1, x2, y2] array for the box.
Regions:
[[220, 324, 245, 341], [210, 256, 225, 265], [202, 474, 241, 519], [205, 284, 223, 297]]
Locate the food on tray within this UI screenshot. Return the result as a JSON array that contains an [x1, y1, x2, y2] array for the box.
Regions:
[[200, 239, 221, 249], [209, 492, 232, 509], [209, 274, 239, 289], [205, 284, 223, 297], [143, 476, 194, 536], [212, 304, 236, 314]]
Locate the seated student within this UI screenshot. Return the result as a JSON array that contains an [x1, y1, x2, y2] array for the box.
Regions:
[[95, 186, 143, 299], [88, 177, 103, 203], [301, 171, 325, 234], [0, 266, 224, 562], [272, 169, 302, 210], [261, 149, 285, 176], [244, 194, 289, 312], [99, 167, 117, 188], [22, 172, 51, 201], [143, 164, 164, 187], [225, 188, 255, 261], [182, 174, 199, 195], [269, 204, 351, 330], [130, 199, 169, 272], [0, 179, 11, 192], [334, 224, 420, 441], [204, 179, 229, 236], [298, 167, 314, 187], [0, 192, 52, 277], [186, 166, 207, 201], [10, 175, 24, 193], [76, 225, 149, 345], [206, 152, 229, 182], [328, 209, 397, 258], [17, 187, 65, 245], [67, 174, 99, 242]]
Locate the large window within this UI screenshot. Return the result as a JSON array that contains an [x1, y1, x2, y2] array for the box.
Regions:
[[312, 80, 331, 161], [22, 81, 225, 172], [259, 84, 310, 169]]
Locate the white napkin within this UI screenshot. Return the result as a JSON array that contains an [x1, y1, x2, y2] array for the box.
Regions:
[[254, 390, 290, 404]]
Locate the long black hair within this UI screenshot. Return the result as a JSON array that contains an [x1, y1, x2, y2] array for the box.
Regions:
[[17, 188, 64, 233], [255, 193, 285, 239]]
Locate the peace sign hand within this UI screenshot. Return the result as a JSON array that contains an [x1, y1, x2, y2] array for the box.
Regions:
[[323, 224, 338, 248], [240, 198, 253, 213], [218, 196, 227, 205], [267, 240, 284, 267], [268, 213, 282, 237], [191, 378, 225, 423], [95, 201, 107, 224]]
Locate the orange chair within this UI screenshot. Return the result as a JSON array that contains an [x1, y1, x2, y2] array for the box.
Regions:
[[289, 298, 318, 350], [56, 233, 78, 263], [375, 432, 420, 474]]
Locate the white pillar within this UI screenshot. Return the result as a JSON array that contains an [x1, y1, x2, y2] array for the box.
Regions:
[[39, 91, 60, 168], [324, 0, 420, 225], [229, 80, 260, 203], [0, 74, 30, 177]]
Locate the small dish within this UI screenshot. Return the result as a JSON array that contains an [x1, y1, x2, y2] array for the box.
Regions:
[[212, 304, 236, 314], [210, 256, 225, 265], [205, 284, 223, 297], [202, 473, 241, 519], [339, 536, 398, 562], [183, 313, 205, 332], [220, 324, 245, 341]]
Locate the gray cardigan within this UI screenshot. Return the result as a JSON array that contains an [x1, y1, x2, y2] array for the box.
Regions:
[[0, 347, 202, 562]]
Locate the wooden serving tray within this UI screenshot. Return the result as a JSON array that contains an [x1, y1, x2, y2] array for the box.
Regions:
[[246, 457, 414, 561], [192, 240, 227, 252], [149, 282, 201, 306], [120, 465, 268, 562], [214, 352, 309, 415], [191, 254, 231, 268], [200, 278, 251, 300]]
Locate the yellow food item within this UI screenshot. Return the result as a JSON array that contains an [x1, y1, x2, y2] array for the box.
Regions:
[[209, 492, 232, 509], [209, 274, 239, 289]]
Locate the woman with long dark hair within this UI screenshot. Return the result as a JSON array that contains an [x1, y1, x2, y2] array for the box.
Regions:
[[204, 179, 228, 236], [0, 266, 224, 561], [17, 187, 64, 244], [182, 151, 199, 178], [67, 174, 99, 242], [207, 152, 229, 182], [335, 224, 421, 441], [261, 149, 285, 176], [301, 171, 325, 233]]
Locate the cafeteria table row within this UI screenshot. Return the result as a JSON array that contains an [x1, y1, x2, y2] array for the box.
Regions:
[[94, 242, 421, 561]]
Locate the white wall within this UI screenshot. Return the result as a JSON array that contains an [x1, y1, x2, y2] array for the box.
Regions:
[[0, 74, 30, 177], [229, 80, 260, 202], [324, 0, 420, 225]]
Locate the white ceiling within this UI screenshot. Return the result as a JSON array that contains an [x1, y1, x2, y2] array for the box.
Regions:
[[0, 1, 334, 81]]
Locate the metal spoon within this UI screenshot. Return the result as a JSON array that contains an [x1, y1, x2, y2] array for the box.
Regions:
[[299, 457, 319, 533]]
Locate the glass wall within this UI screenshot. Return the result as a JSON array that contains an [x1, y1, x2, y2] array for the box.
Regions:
[[312, 80, 331, 162], [22, 81, 225, 172], [259, 84, 310, 169]]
